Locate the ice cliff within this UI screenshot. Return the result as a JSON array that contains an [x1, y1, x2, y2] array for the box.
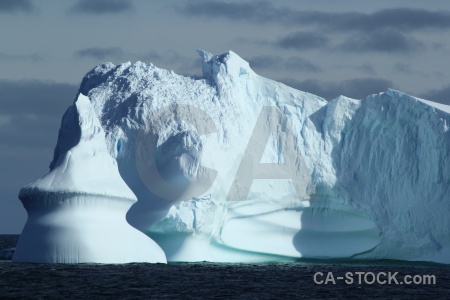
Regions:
[[13, 94, 166, 263], [16, 50, 450, 264]]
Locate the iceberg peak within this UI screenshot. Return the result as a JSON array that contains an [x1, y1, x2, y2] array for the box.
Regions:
[[196, 49, 254, 85]]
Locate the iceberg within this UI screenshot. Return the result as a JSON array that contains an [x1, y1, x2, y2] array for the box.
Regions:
[[15, 50, 450, 264], [13, 94, 166, 263]]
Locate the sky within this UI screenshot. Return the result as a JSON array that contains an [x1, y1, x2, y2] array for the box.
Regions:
[[1, 0, 449, 233]]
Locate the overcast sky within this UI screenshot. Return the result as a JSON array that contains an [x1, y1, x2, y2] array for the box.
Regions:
[[1, 0, 450, 233]]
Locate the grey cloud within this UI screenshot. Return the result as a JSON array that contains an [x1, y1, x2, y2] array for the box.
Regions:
[[286, 57, 321, 72], [0, 0, 33, 13], [281, 77, 393, 101], [0, 52, 43, 62], [356, 63, 376, 75], [177, 57, 203, 76], [248, 55, 321, 72], [137, 50, 200, 75], [351, 8, 450, 32], [74, 47, 125, 60], [432, 42, 447, 51], [0, 79, 78, 150], [248, 55, 283, 69], [421, 84, 450, 105], [179, 1, 285, 23], [136, 50, 179, 65], [138, 50, 162, 62], [75, 48, 165, 63], [69, 0, 133, 15], [0, 114, 61, 148], [0, 80, 77, 134], [179, 2, 450, 33], [73, 48, 198, 76], [393, 63, 412, 74], [337, 29, 423, 54], [277, 31, 329, 50]]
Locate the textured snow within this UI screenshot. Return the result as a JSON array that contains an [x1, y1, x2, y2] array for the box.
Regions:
[[21, 94, 136, 199], [14, 94, 166, 263], [16, 50, 450, 264]]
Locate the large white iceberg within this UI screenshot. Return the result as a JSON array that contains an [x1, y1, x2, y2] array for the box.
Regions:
[[16, 50, 450, 264]]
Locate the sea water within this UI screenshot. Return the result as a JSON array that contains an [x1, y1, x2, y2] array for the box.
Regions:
[[1, 235, 449, 299]]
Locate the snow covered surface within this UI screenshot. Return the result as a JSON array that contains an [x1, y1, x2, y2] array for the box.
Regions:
[[13, 94, 166, 263], [16, 50, 450, 264]]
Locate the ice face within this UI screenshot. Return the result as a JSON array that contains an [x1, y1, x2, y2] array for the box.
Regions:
[[14, 94, 166, 264], [22, 94, 137, 199], [18, 50, 450, 264]]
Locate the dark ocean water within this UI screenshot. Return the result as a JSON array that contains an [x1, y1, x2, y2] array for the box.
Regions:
[[1, 235, 449, 299]]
